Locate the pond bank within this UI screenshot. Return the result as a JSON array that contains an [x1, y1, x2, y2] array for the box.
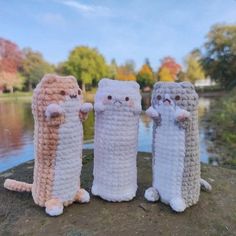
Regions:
[[201, 89, 236, 169], [0, 151, 236, 236]]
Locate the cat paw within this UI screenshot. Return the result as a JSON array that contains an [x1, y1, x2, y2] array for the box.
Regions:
[[45, 199, 64, 216], [75, 189, 90, 203], [80, 103, 93, 113], [170, 197, 186, 212], [45, 104, 64, 119], [146, 107, 159, 118], [144, 187, 159, 202], [200, 178, 212, 192], [175, 109, 190, 122]]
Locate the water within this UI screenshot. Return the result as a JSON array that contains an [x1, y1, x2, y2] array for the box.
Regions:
[[0, 96, 212, 172]]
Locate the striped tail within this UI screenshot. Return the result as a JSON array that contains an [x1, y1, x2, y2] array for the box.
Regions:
[[4, 179, 32, 192]]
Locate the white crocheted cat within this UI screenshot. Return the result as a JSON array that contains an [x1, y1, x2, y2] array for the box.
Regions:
[[145, 82, 211, 212], [92, 78, 142, 202]]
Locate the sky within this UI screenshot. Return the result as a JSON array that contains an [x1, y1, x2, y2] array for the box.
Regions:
[[0, 0, 236, 70]]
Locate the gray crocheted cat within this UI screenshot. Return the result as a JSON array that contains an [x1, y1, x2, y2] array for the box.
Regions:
[[144, 82, 211, 212]]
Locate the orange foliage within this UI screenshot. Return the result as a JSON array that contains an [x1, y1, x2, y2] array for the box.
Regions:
[[139, 64, 153, 77], [116, 67, 136, 81], [157, 57, 181, 81]]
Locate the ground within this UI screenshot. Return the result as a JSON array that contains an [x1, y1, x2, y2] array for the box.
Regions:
[[0, 150, 236, 236]]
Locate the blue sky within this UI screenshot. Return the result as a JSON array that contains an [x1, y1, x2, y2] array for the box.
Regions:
[[0, 0, 236, 70]]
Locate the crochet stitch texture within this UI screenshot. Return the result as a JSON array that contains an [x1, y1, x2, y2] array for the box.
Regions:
[[92, 78, 142, 202], [4, 74, 92, 216], [145, 82, 211, 212]]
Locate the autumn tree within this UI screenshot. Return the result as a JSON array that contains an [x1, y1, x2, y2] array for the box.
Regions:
[[157, 57, 181, 82], [137, 64, 154, 89], [108, 59, 117, 80], [0, 38, 22, 92], [64, 46, 109, 91], [19, 48, 54, 91], [201, 24, 236, 89], [116, 60, 136, 81], [185, 49, 205, 83]]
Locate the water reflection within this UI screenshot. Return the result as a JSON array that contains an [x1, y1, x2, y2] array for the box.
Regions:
[[0, 95, 213, 172]]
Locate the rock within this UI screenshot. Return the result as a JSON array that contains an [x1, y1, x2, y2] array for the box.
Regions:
[[0, 150, 236, 236]]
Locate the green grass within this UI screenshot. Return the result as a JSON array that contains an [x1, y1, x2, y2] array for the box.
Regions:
[[209, 88, 236, 168], [0, 92, 32, 101]]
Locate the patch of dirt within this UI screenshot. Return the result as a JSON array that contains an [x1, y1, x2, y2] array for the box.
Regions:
[[0, 150, 236, 236]]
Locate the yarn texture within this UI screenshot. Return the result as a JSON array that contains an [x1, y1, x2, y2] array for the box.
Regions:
[[92, 78, 142, 202], [144, 82, 211, 212], [4, 74, 92, 216]]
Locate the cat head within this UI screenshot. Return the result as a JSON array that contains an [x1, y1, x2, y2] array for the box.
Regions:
[[151, 82, 198, 111], [95, 78, 141, 110], [32, 74, 83, 116]]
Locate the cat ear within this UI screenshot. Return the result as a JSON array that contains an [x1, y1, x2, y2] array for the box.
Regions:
[[153, 82, 163, 90], [126, 81, 140, 90], [180, 81, 194, 90], [98, 78, 111, 88]]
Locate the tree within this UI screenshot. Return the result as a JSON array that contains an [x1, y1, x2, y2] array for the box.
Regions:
[[108, 59, 117, 80], [19, 48, 54, 91], [185, 49, 205, 83], [137, 64, 155, 89], [0, 38, 22, 92], [157, 57, 181, 81], [201, 24, 236, 89], [64, 46, 109, 91], [116, 60, 136, 81], [158, 67, 173, 82]]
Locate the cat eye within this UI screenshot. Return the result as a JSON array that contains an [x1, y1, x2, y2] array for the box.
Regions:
[[107, 95, 112, 100], [78, 90, 81, 95], [175, 95, 180, 101], [125, 97, 129, 101], [157, 95, 162, 100], [60, 90, 66, 96]]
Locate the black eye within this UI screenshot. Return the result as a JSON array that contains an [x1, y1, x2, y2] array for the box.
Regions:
[[78, 90, 81, 95], [157, 95, 162, 100], [125, 97, 129, 101], [175, 95, 180, 101], [107, 95, 112, 100], [60, 90, 66, 96]]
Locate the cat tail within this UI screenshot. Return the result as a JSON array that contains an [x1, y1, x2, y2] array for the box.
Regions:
[[200, 178, 212, 192], [4, 179, 32, 192]]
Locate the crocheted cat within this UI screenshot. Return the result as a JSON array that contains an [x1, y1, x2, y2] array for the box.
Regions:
[[144, 82, 211, 212], [4, 74, 93, 216], [92, 78, 142, 201]]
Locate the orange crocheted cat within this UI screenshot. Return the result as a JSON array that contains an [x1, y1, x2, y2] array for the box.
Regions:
[[4, 74, 93, 216]]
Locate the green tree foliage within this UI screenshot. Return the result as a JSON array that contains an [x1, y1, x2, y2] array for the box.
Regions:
[[64, 46, 109, 91], [19, 48, 54, 91], [185, 49, 205, 83], [201, 24, 236, 89], [108, 59, 117, 80], [137, 64, 155, 89]]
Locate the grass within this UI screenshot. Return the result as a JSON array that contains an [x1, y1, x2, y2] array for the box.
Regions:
[[0, 92, 32, 101], [208, 88, 236, 168]]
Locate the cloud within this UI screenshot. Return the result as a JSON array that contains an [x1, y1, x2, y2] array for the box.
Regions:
[[56, 0, 111, 17], [40, 13, 66, 27]]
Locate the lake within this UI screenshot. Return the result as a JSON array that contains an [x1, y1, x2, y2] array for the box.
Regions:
[[0, 95, 212, 172]]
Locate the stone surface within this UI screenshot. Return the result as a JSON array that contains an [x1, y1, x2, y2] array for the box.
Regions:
[[0, 150, 236, 236]]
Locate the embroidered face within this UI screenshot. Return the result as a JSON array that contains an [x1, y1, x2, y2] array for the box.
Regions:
[[95, 78, 141, 111], [151, 82, 198, 112], [33, 74, 83, 117]]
